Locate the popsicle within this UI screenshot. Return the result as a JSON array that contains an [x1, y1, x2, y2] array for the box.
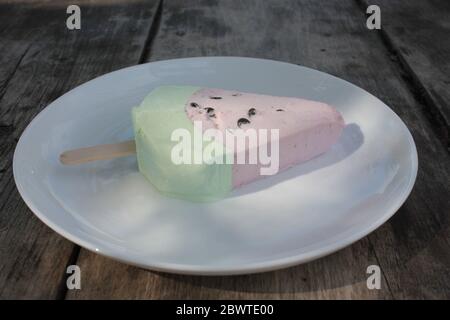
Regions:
[[61, 86, 345, 202]]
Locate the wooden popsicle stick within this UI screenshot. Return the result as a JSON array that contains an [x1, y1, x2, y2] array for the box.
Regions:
[[60, 140, 136, 165]]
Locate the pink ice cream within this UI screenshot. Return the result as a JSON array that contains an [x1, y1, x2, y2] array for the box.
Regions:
[[185, 88, 345, 188]]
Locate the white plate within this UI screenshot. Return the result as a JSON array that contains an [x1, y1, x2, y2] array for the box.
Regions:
[[14, 57, 418, 275]]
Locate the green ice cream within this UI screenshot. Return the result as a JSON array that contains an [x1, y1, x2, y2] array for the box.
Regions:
[[132, 86, 232, 202]]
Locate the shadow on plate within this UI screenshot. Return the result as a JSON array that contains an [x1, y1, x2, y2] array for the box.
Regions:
[[230, 123, 364, 198]]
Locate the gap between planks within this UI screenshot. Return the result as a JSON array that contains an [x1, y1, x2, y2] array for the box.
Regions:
[[355, 0, 449, 152], [0, 45, 31, 104], [59, 0, 165, 300], [138, 0, 164, 64]]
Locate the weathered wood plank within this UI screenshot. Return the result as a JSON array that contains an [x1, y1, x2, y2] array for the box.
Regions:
[[361, 0, 450, 148], [70, 0, 450, 299], [68, 240, 389, 299], [0, 0, 160, 299], [0, 3, 35, 114]]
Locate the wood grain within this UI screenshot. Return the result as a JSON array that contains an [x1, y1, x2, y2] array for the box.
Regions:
[[68, 0, 448, 299], [0, 3, 32, 101], [2, 0, 449, 299], [361, 0, 450, 148], [68, 240, 389, 299], [0, 0, 160, 299]]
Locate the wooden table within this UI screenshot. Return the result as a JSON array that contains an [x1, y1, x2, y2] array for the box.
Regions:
[[1, 0, 449, 299]]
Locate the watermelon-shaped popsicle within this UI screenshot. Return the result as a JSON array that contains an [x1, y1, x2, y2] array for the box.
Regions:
[[61, 86, 345, 202]]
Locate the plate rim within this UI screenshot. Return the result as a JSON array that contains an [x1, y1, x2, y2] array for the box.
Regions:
[[13, 56, 418, 275]]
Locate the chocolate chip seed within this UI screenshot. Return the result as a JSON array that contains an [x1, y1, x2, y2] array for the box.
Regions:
[[276, 108, 284, 112], [205, 107, 216, 118], [190, 102, 199, 108], [209, 96, 222, 100], [237, 118, 251, 128], [248, 108, 256, 117]]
